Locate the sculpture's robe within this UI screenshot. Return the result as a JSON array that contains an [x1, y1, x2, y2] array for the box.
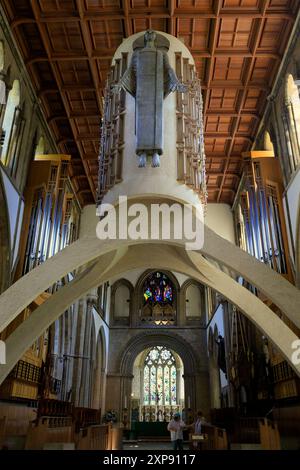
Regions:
[[120, 46, 179, 156], [135, 48, 164, 155]]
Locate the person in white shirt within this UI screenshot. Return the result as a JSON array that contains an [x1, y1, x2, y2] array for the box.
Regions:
[[167, 412, 186, 450]]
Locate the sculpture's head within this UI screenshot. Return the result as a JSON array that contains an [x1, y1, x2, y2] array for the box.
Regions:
[[144, 30, 156, 48]]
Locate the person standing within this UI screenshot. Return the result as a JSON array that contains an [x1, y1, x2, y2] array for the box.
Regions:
[[167, 412, 186, 450], [193, 411, 204, 435]]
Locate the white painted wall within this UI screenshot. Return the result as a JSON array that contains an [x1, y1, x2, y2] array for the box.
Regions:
[[114, 284, 130, 317], [186, 284, 202, 317], [205, 203, 236, 244]]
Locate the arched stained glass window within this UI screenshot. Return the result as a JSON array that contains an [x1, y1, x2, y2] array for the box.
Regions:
[[143, 272, 173, 305], [143, 346, 177, 405]]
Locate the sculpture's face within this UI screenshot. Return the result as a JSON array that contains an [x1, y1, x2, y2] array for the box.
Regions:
[[144, 30, 156, 47]]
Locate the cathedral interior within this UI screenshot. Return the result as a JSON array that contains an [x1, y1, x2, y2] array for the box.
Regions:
[[0, 0, 300, 452]]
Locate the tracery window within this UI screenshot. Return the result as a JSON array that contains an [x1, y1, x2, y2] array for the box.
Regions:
[[143, 347, 177, 406], [143, 271, 173, 304], [141, 271, 176, 325], [1, 80, 24, 177]]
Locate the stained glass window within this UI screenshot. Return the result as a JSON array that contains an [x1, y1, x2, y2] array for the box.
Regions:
[[143, 346, 177, 405], [143, 272, 174, 305]]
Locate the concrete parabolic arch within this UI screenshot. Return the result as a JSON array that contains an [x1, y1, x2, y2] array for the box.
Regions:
[[0, 226, 300, 333], [0, 242, 300, 385]]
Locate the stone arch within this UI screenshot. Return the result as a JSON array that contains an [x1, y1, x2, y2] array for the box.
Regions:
[[135, 269, 180, 294], [285, 73, 300, 105], [119, 330, 198, 376], [117, 330, 202, 415], [181, 278, 205, 321], [284, 73, 300, 172], [92, 325, 108, 412], [35, 135, 45, 156], [263, 130, 275, 152], [1, 79, 21, 170], [134, 269, 180, 325], [110, 278, 134, 323]]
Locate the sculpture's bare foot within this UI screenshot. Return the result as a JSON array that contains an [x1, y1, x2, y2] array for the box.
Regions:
[[138, 153, 147, 168], [151, 153, 160, 167]]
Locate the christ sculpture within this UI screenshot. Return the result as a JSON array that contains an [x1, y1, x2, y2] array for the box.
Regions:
[[117, 30, 187, 168]]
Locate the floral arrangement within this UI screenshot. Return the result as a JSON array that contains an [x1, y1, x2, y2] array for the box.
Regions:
[[103, 409, 118, 423]]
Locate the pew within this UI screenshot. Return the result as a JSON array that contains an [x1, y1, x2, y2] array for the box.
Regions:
[[0, 416, 7, 448], [25, 417, 73, 450], [76, 424, 110, 450]]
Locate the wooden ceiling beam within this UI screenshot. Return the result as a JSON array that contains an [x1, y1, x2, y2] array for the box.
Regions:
[[217, 0, 271, 202], [203, 1, 222, 117], [30, 0, 96, 201], [25, 49, 280, 64], [206, 110, 260, 118], [76, 0, 103, 118], [202, 83, 270, 91], [122, 0, 132, 37], [33, 10, 293, 22], [6, 0, 297, 204], [76, 134, 100, 141], [205, 133, 253, 140]]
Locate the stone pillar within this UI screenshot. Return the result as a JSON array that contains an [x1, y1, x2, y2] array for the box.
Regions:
[[105, 373, 123, 417], [184, 370, 210, 419], [177, 287, 185, 326], [72, 298, 87, 406], [222, 302, 235, 407], [130, 290, 140, 327], [209, 359, 221, 409], [121, 373, 134, 429]]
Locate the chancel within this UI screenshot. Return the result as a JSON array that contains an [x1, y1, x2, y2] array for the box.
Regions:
[[0, 0, 300, 453]]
